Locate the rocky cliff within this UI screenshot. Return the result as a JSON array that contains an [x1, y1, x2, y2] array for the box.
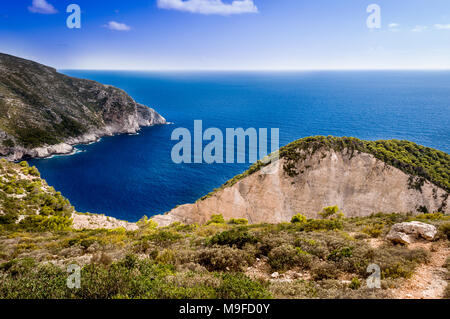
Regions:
[[153, 137, 449, 226], [0, 53, 166, 160]]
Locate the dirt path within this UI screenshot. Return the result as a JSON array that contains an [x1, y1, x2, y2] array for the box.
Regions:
[[390, 242, 449, 299]]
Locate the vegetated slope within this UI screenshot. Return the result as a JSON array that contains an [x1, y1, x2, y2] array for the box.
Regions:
[[1, 207, 449, 299], [0, 159, 136, 231], [154, 136, 449, 226], [0, 53, 166, 160], [1, 158, 449, 299]]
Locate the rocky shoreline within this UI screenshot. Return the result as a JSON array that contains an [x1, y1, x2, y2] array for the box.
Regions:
[[1, 105, 167, 161], [0, 53, 167, 161]]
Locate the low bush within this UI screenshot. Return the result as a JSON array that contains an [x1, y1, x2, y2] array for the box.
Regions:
[[362, 223, 385, 238], [440, 222, 450, 240], [206, 214, 225, 225], [216, 273, 272, 299], [228, 218, 248, 225], [208, 229, 257, 249], [197, 247, 254, 272], [302, 219, 344, 232], [291, 213, 307, 224]]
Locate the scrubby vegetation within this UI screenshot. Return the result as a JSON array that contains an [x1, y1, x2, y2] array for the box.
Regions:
[[0, 160, 448, 299], [0, 159, 74, 232], [1, 199, 449, 298]]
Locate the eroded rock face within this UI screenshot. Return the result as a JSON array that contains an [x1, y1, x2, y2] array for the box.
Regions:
[[387, 221, 438, 244], [153, 150, 449, 226]]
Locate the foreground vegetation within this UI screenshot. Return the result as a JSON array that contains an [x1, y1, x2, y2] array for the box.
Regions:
[[0, 154, 449, 299], [1, 206, 449, 299]]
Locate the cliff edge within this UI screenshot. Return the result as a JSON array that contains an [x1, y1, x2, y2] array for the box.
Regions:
[[153, 137, 449, 226]]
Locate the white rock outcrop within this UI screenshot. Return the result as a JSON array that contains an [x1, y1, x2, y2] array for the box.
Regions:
[[387, 221, 438, 244]]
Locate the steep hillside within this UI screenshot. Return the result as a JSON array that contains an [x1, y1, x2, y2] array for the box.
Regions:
[[0, 53, 166, 160], [153, 137, 450, 226]]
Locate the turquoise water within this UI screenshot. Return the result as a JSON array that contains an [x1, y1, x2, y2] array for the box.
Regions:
[[29, 71, 450, 222]]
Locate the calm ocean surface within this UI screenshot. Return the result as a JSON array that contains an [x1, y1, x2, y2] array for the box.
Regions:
[[29, 71, 450, 222]]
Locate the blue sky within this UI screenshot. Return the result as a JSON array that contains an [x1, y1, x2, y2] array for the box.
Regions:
[[1, 0, 450, 70]]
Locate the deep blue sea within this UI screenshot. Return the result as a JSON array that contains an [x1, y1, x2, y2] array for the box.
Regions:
[[29, 71, 450, 222]]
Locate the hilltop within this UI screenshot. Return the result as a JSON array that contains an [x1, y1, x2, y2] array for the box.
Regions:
[[154, 136, 449, 226], [0, 53, 166, 160]]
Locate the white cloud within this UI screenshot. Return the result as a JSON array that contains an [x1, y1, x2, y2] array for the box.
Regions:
[[157, 0, 258, 15], [104, 21, 131, 31], [434, 24, 450, 30], [388, 23, 399, 28], [411, 25, 428, 32], [28, 0, 57, 14]]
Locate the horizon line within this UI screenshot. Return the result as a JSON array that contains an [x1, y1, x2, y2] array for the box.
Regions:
[[58, 68, 450, 72]]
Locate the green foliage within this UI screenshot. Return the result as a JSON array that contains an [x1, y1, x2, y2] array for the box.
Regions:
[[206, 214, 225, 225], [362, 223, 385, 238], [268, 244, 298, 271], [136, 215, 158, 229], [228, 218, 248, 225], [349, 277, 361, 290], [143, 230, 182, 245], [302, 219, 344, 232], [291, 213, 307, 224], [216, 273, 272, 299], [208, 228, 257, 248], [0, 211, 446, 299], [19, 215, 72, 232], [197, 246, 254, 272], [319, 206, 341, 219], [327, 247, 353, 262], [440, 222, 450, 240], [415, 212, 449, 221], [2, 139, 15, 148]]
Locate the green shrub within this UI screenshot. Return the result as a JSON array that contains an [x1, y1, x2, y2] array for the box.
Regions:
[[216, 273, 272, 299], [291, 213, 307, 224], [209, 229, 257, 248], [440, 222, 450, 240], [362, 223, 385, 238], [143, 230, 182, 245], [327, 247, 353, 262], [319, 206, 341, 219], [228, 218, 248, 225], [416, 212, 449, 221], [19, 215, 72, 232], [268, 244, 298, 271], [206, 214, 225, 225], [311, 262, 339, 280], [302, 219, 343, 232], [197, 247, 254, 272], [349, 277, 361, 290]]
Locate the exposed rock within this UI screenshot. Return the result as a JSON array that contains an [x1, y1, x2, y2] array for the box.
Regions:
[[71, 213, 138, 231], [153, 149, 449, 226], [0, 53, 166, 160], [387, 221, 438, 244]]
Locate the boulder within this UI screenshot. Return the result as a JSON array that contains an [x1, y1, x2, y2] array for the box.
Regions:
[[387, 221, 437, 244]]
